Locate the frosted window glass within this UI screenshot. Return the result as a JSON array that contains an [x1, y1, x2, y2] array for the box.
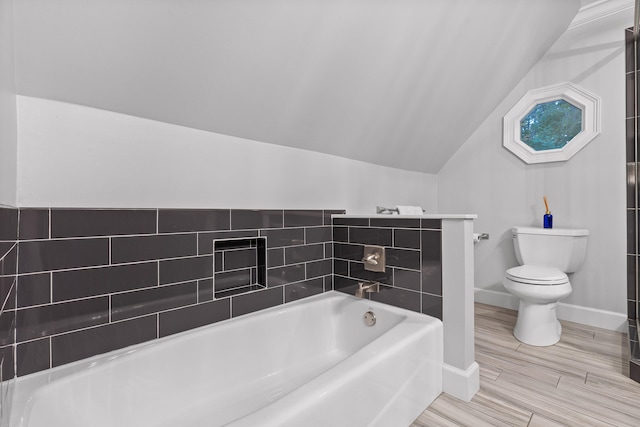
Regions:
[[520, 99, 582, 151]]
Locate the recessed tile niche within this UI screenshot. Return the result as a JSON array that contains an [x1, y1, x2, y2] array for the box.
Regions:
[[214, 238, 267, 299]]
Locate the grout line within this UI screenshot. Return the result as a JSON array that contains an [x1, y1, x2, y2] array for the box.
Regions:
[[16, 230, 205, 243], [7, 273, 330, 349], [526, 414, 533, 427], [0, 271, 17, 313], [16, 252, 215, 277], [14, 278, 209, 310]]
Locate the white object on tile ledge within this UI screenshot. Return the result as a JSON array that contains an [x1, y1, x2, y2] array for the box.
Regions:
[[396, 205, 424, 215]]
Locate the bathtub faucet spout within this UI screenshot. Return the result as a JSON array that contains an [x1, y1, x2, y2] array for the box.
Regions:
[[355, 281, 380, 298]]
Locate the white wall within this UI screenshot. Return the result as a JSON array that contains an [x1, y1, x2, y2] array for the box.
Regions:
[[16, 96, 438, 213], [0, 0, 17, 207], [438, 8, 630, 329]]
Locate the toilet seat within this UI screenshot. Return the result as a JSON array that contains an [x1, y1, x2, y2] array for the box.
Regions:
[[505, 265, 568, 286]]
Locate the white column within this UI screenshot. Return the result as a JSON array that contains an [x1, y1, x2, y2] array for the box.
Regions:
[[441, 218, 479, 401]]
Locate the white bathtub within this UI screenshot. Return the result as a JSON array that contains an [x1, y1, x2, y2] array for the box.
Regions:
[[9, 291, 443, 427]]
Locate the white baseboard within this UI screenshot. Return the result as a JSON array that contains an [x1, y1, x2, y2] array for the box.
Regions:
[[474, 288, 628, 332], [474, 288, 519, 310], [442, 362, 479, 402]]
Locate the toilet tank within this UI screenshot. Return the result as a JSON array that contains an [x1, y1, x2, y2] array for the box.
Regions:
[[512, 226, 589, 273]]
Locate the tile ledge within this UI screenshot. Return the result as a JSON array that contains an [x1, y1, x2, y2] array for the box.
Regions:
[[332, 214, 477, 220]]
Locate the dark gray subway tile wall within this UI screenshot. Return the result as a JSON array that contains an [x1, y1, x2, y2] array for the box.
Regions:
[[2, 207, 444, 381], [158, 209, 230, 233], [52, 263, 158, 302], [16, 297, 110, 341], [17, 273, 51, 307], [19, 238, 110, 273], [159, 298, 230, 338], [111, 234, 197, 264], [284, 210, 325, 227], [332, 216, 443, 319], [110, 282, 198, 322], [421, 230, 443, 296], [5, 208, 342, 377], [159, 256, 213, 285], [231, 209, 283, 229], [260, 228, 305, 248], [51, 209, 157, 238], [0, 206, 18, 384], [284, 277, 325, 303], [51, 315, 158, 368], [17, 209, 48, 240], [625, 27, 640, 383], [0, 208, 18, 241]]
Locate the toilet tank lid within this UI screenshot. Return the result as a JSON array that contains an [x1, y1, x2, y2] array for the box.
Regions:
[[512, 226, 589, 237]]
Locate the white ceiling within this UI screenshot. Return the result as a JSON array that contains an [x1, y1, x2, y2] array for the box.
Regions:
[[13, 0, 581, 173]]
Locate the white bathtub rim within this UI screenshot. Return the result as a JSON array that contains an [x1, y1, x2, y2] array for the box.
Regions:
[[10, 291, 443, 426]]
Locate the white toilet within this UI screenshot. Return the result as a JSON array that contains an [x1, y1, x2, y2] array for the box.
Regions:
[[502, 226, 588, 346]]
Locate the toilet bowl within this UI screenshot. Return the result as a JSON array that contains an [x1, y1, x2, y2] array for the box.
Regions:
[[503, 226, 588, 347], [503, 265, 571, 346]]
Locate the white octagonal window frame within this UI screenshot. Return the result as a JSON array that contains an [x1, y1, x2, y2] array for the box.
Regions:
[[503, 82, 601, 164]]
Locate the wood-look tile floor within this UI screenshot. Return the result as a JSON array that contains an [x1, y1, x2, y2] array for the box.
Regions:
[[411, 303, 640, 426]]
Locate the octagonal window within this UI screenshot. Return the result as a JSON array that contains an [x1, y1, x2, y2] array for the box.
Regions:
[[520, 99, 583, 151], [503, 82, 600, 164]]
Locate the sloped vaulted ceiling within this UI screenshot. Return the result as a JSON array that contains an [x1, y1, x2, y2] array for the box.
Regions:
[[13, 0, 580, 173]]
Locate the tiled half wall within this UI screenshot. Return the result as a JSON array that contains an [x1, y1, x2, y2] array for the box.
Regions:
[[0, 208, 341, 378], [333, 217, 442, 319]]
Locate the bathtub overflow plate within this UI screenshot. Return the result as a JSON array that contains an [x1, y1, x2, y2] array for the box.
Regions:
[[363, 311, 376, 327]]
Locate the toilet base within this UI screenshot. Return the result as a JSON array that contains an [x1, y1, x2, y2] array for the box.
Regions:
[[513, 300, 562, 346]]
